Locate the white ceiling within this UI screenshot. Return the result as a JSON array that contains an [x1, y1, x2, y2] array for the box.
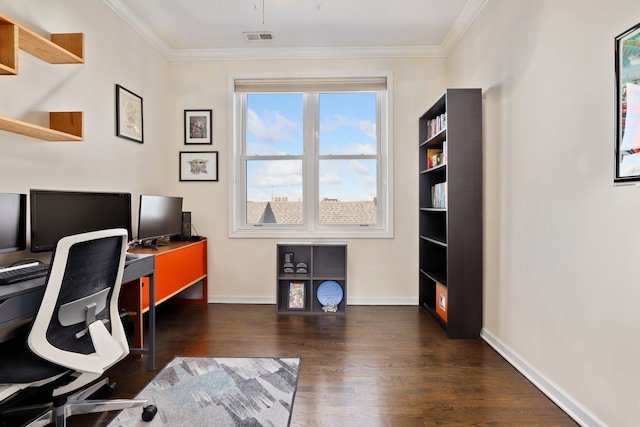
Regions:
[[103, 0, 487, 60]]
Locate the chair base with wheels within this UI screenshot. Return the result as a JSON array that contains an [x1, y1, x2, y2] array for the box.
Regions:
[[2, 378, 154, 427]]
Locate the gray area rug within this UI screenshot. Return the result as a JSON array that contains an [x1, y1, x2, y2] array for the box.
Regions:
[[107, 357, 300, 427]]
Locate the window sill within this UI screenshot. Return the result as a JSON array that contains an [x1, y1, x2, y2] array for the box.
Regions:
[[228, 228, 394, 239]]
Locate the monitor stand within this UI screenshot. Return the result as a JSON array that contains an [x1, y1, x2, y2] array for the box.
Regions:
[[141, 237, 173, 251], [142, 239, 159, 251]]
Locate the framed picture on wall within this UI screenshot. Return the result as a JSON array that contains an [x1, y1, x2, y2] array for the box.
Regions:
[[179, 151, 218, 182], [115, 84, 143, 143], [615, 22, 640, 183], [184, 109, 212, 144]]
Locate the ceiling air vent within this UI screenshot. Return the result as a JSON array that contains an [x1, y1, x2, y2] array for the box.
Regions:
[[243, 31, 273, 41]]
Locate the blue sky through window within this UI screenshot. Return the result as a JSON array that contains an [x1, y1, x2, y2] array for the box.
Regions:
[[246, 92, 377, 202]]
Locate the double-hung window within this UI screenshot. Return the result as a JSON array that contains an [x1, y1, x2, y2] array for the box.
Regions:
[[230, 75, 392, 238]]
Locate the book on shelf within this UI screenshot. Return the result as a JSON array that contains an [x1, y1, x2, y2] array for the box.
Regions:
[[427, 148, 443, 168], [442, 140, 447, 164], [426, 113, 447, 140], [436, 282, 448, 322], [430, 182, 447, 208]]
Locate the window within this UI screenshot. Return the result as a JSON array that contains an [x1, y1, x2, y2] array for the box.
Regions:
[[230, 75, 392, 238]]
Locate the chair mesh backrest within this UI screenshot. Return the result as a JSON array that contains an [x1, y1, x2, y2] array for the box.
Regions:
[[44, 235, 122, 354]]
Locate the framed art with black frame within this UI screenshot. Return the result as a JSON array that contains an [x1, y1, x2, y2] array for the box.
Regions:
[[180, 151, 218, 182], [184, 109, 212, 144], [615, 22, 640, 183], [115, 84, 143, 143]]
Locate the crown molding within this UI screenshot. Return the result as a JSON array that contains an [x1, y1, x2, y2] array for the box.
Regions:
[[102, 0, 173, 58], [169, 45, 446, 61], [440, 0, 489, 55], [103, 0, 487, 61]]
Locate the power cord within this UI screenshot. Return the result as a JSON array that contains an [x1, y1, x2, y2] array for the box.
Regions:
[[190, 223, 202, 241]]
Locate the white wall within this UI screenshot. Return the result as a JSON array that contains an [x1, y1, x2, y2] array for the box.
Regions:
[[447, 1, 640, 425], [166, 58, 447, 304]]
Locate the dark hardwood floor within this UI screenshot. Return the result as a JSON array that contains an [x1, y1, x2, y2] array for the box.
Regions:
[[81, 303, 576, 426]]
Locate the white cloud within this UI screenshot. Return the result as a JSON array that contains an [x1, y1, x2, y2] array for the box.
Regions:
[[321, 114, 376, 140], [319, 171, 341, 185], [356, 119, 376, 140], [247, 109, 298, 143], [246, 142, 286, 156], [351, 143, 377, 155], [349, 160, 371, 176], [251, 160, 302, 188]]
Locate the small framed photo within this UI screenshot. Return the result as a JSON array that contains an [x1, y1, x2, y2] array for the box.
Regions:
[[184, 109, 212, 144], [288, 282, 306, 310], [180, 151, 218, 182], [115, 84, 143, 143], [615, 22, 640, 182]]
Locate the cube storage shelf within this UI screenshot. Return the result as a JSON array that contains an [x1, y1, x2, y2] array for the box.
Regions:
[[277, 242, 347, 315]]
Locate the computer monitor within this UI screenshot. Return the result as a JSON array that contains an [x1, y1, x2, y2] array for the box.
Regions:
[[137, 195, 183, 246], [0, 193, 27, 254], [30, 189, 132, 253]]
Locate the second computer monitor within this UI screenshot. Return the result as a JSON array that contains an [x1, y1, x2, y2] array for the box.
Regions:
[[137, 194, 183, 245]]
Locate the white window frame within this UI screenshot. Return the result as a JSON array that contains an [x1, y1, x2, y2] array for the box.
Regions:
[[228, 73, 393, 239]]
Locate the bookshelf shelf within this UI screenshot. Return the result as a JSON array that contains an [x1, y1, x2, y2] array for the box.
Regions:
[[418, 89, 483, 339]]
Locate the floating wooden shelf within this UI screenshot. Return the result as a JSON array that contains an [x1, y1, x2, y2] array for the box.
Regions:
[[20, 31, 84, 65], [0, 14, 84, 74], [0, 18, 18, 75], [0, 13, 84, 141], [0, 112, 84, 141]]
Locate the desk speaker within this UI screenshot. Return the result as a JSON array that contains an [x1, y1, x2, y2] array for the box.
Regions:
[[179, 211, 191, 241]]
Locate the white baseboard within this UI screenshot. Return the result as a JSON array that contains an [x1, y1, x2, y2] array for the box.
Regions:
[[481, 329, 605, 427], [209, 296, 275, 304], [208, 296, 418, 305]]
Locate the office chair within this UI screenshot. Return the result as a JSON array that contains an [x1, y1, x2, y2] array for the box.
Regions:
[[0, 229, 156, 426]]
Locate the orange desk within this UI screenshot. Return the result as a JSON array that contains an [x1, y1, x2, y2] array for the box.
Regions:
[[121, 239, 207, 359]]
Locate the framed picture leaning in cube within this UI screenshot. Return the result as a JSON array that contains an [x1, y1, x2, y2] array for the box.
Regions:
[[288, 282, 305, 310]]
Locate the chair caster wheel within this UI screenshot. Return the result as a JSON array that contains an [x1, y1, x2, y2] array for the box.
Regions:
[[103, 382, 117, 396], [142, 404, 157, 422], [94, 381, 117, 398]]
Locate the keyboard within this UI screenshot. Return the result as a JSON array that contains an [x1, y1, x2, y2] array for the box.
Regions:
[[0, 263, 49, 286]]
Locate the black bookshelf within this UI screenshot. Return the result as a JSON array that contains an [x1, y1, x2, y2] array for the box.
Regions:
[[418, 89, 483, 339]]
